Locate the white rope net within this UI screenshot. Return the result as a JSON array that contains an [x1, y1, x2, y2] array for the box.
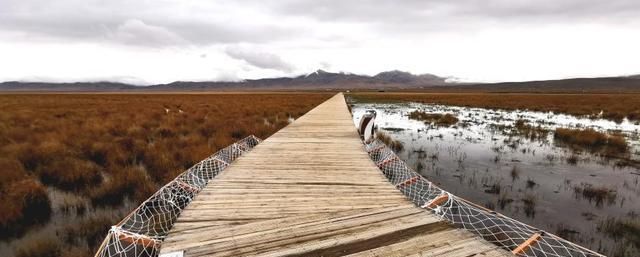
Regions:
[[94, 135, 261, 257], [364, 139, 606, 257]]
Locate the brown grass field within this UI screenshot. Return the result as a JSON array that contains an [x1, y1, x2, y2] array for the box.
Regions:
[[350, 92, 640, 123], [2, 91, 637, 256], [0, 93, 330, 257]]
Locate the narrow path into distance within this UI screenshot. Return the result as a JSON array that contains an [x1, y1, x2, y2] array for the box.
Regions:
[[160, 93, 512, 257]]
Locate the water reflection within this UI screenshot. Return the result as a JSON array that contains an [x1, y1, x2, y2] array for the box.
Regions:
[[351, 102, 640, 256]]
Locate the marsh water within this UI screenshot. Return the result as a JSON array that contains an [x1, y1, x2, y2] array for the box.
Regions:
[[350, 100, 640, 256]]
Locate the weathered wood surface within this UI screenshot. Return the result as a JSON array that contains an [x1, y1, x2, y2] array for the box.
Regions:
[[160, 93, 511, 257]]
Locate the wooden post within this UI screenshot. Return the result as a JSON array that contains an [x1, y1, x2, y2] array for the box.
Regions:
[[512, 233, 542, 255], [422, 194, 449, 209], [117, 230, 160, 249], [377, 156, 398, 167], [396, 176, 421, 188]]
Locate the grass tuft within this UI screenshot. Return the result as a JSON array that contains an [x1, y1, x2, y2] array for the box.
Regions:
[[89, 166, 155, 207], [514, 119, 549, 140], [0, 178, 51, 238], [63, 212, 121, 251], [376, 131, 404, 153], [408, 111, 458, 127], [573, 183, 617, 207], [554, 128, 628, 156], [39, 157, 103, 191], [14, 232, 62, 257], [522, 194, 537, 218], [598, 217, 640, 255]]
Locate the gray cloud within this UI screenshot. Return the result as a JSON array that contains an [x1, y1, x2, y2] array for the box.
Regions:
[[225, 46, 294, 72], [258, 0, 640, 36], [108, 19, 187, 46], [1, 0, 639, 47], [0, 0, 303, 46], [1, 0, 640, 83], [267, 0, 640, 22]]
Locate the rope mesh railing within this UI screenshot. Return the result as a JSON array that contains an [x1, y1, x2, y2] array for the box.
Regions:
[[364, 139, 606, 257], [94, 135, 261, 257], [93, 132, 605, 257]]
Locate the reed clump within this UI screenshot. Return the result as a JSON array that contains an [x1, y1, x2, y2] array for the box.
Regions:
[[63, 212, 121, 250], [514, 119, 549, 140], [597, 217, 640, 255], [554, 128, 628, 156], [574, 183, 617, 207], [89, 166, 156, 207], [566, 155, 579, 165], [408, 111, 458, 127], [522, 194, 537, 218], [40, 157, 103, 191], [14, 233, 62, 257], [376, 131, 404, 153], [0, 157, 51, 239]]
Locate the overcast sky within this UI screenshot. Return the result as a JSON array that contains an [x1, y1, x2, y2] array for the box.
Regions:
[[1, 0, 639, 84]]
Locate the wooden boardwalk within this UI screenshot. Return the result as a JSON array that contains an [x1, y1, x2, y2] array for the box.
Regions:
[[160, 93, 511, 257]]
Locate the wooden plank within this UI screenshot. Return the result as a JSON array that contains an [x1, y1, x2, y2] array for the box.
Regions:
[[159, 93, 512, 257]]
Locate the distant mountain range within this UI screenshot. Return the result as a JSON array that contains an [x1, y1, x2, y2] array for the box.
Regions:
[[1, 70, 639, 92], [150, 70, 450, 91]]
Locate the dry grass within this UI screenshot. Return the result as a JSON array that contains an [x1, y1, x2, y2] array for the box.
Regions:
[[0, 93, 330, 256], [408, 111, 458, 126], [350, 93, 640, 123], [522, 194, 537, 218], [62, 211, 121, 250], [14, 233, 62, 257], [0, 157, 51, 239], [89, 166, 155, 207], [497, 193, 514, 210], [0, 179, 51, 238], [598, 217, 640, 256], [514, 119, 549, 140], [566, 155, 579, 165], [574, 183, 617, 207], [554, 128, 628, 156], [376, 131, 404, 153]]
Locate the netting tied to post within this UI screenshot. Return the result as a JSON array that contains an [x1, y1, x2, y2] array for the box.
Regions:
[[94, 135, 261, 257], [364, 139, 606, 257]]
